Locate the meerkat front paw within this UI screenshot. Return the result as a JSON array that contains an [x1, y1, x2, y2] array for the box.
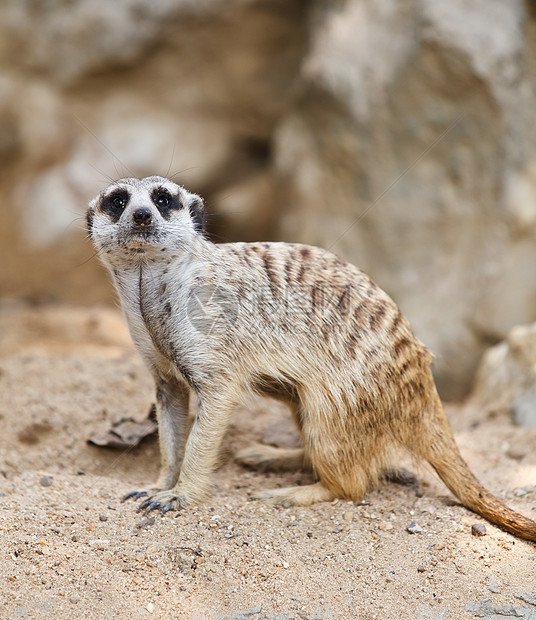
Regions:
[[137, 489, 192, 515]]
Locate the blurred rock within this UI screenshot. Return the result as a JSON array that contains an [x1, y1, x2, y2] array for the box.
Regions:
[[512, 386, 536, 428], [0, 0, 226, 85], [471, 323, 536, 427], [212, 171, 277, 242]]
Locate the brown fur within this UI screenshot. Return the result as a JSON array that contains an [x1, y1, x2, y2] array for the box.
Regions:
[[87, 176, 536, 542]]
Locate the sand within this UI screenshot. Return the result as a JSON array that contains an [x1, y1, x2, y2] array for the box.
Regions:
[[1, 302, 535, 619]]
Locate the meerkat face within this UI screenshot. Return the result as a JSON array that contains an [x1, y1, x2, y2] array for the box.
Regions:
[[87, 176, 205, 262]]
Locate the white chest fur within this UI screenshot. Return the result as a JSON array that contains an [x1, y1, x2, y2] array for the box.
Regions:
[[111, 257, 207, 380], [113, 265, 163, 365]]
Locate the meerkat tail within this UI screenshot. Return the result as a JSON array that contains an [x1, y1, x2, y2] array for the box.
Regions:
[[418, 415, 536, 542]]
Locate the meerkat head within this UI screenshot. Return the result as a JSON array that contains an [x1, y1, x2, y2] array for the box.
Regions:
[[87, 176, 205, 263]]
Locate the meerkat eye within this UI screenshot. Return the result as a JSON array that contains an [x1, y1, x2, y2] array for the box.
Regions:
[[154, 192, 170, 208], [112, 195, 126, 209]]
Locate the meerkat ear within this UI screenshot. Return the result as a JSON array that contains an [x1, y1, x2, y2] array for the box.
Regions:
[[188, 193, 206, 232]]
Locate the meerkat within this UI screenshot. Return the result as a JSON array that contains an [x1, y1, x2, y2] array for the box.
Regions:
[[87, 175, 536, 542]]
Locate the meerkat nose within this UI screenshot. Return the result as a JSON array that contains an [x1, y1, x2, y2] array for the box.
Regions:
[[133, 208, 152, 227]]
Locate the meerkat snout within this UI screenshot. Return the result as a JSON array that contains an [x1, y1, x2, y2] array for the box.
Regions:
[[132, 207, 153, 227]]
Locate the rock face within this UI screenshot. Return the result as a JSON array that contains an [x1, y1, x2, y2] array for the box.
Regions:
[[1, 0, 536, 398], [471, 323, 536, 428]]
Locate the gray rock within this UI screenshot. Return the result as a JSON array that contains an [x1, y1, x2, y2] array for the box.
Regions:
[[514, 486, 535, 497], [471, 523, 487, 537], [136, 517, 155, 529], [0, 0, 308, 304], [512, 385, 536, 428], [471, 323, 536, 427], [487, 577, 501, 594], [296, 614, 322, 620], [515, 593, 536, 608], [415, 607, 448, 620], [406, 521, 422, 534], [465, 599, 526, 618], [228, 604, 263, 619]]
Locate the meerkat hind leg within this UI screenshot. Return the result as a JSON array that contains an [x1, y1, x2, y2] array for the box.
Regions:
[[236, 444, 311, 473], [255, 481, 335, 507]]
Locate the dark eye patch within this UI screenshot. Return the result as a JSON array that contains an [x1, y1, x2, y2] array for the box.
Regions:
[[151, 187, 183, 218], [100, 189, 130, 222]]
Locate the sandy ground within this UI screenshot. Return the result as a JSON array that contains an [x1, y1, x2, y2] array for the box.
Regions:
[[1, 302, 536, 619]]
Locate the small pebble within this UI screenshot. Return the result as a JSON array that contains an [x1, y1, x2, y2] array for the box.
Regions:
[[99, 514, 108, 522], [69, 595, 80, 604], [136, 517, 155, 529], [88, 539, 110, 550], [40, 476, 53, 487], [406, 522, 422, 534], [332, 526, 344, 533], [471, 523, 486, 537], [514, 486, 533, 497], [417, 565, 425, 573], [505, 446, 527, 461]]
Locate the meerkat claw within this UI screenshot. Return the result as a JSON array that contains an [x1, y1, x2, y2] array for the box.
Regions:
[[161, 503, 176, 515], [122, 490, 148, 502], [138, 497, 154, 511], [144, 501, 162, 514]]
